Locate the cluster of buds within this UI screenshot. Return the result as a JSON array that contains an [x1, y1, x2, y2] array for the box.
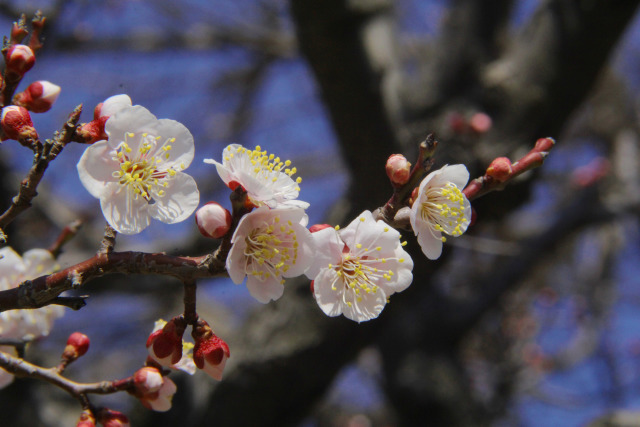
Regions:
[[76, 408, 130, 427], [146, 316, 186, 367], [13, 80, 61, 113], [192, 319, 230, 381], [131, 367, 177, 412], [195, 202, 232, 239]]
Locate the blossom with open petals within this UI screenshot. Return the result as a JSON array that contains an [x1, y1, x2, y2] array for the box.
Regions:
[[0, 247, 65, 388], [226, 206, 315, 303], [306, 211, 413, 323], [205, 144, 308, 209], [77, 102, 200, 234], [409, 164, 472, 260]]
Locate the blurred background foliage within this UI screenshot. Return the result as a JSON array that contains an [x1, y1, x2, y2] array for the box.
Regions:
[[0, 0, 639, 426]]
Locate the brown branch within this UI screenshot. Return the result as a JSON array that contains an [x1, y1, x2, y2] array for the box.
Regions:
[[0, 250, 226, 312], [463, 137, 555, 201], [47, 219, 83, 258], [0, 105, 82, 234], [0, 349, 133, 405]]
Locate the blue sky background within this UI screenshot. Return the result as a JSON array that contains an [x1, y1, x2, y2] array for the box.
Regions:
[[0, 1, 639, 426]]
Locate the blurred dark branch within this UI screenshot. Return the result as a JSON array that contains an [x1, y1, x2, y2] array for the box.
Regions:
[[482, 0, 640, 145], [291, 0, 403, 209], [407, 0, 515, 114], [0, 105, 81, 237]]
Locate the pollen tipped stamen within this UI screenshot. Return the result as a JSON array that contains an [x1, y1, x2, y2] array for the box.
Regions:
[[112, 134, 177, 201]]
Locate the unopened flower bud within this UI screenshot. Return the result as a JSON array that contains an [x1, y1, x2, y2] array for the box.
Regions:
[[146, 317, 185, 367], [192, 319, 230, 381], [77, 94, 132, 144], [469, 112, 492, 134], [5, 44, 35, 79], [486, 157, 512, 182], [63, 332, 90, 361], [386, 154, 412, 186], [75, 409, 96, 427], [14, 80, 61, 113], [1, 105, 37, 141], [195, 202, 232, 239], [309, 224, 331, 233], [96, 408, 130, 427], [133, 367, 164, 395]]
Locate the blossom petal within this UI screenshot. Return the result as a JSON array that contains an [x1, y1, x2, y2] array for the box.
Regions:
[[312, 269, 345, 317], [342, 286, 387, 323], [77, 140, 119, 198], [0, 247, 25, 283], [416, 227, 443, 260], [100, 94, 132, 118], [100, 183, 151, 234], [105, 105, 158, 150], [148, 172, 199, 224], [22, 249, 55, 277], [226, 239, 248, 285], [153, 118, 195, 169], [246, 275, 285, 303], [438, 164, 469, 189], [305, 227, 342, 279]]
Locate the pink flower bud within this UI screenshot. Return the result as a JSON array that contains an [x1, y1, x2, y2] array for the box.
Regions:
[[195, 202, 232, 239], [75, 410, 96, 427], [96, 408, 130, 427], [1, 105, 37, 141], [146, 317, 185, 367], [5, 44, 35, 79], [309, 224, 332, 233], [63, 332, 90, 361], [192, 319, 230, 381], [133, 367, 164, 395], [386, 154, 412, 186], [469, 112, 492, 134], [486, 157, 512, 182], [14, 81, 61, 113]]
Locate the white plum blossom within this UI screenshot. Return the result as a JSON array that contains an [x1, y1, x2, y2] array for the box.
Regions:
[[77, 102, 200, 234], [226, 207, 315, 303], [305, 211, 414, 323], [205, 144, 308, 209], [409, 164, 472, 260], [0, 247, 65, 388]]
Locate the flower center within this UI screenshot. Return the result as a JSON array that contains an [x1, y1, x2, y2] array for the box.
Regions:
[[243, 216, 299, 281], [112, 132, 178, 202], [420, 182, 468, 241]]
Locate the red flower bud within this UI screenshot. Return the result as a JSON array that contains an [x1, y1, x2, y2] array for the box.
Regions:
[[192, 319, 230, 381], [146, 317, 185, 367], [133, 366, 164, 395], [14, 80, 61, 113], [62, 332, 90, 361], [75, 409, 96, 427], [5, 44, 35, 79], [469, 112, 492, 134], [486, 157, 512, 182], [96, 408, 130, 427], [195, 202, 232, 239], [1, 105, 37, 141], [386, 154, 412, 186]]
